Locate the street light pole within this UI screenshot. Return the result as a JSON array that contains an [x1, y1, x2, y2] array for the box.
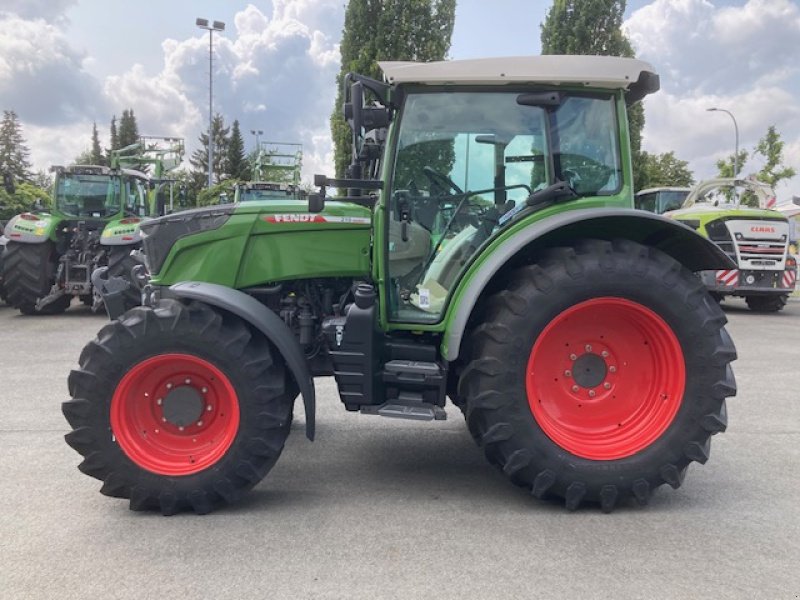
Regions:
[[707, 107, 740, 178], [250, 129, 263, 152], [196, 18, 225, 187]]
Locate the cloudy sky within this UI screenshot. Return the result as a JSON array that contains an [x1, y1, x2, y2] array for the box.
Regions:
[[0, 0, 798, 200]]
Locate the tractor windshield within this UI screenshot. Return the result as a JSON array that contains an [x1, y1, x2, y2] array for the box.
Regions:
[[387, 90, 621, 323], [56, 173, 147, 218]]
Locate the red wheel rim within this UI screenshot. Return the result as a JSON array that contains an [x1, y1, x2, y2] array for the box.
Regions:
[[111, 354, 240, 476], [526, 298, 685, 460]]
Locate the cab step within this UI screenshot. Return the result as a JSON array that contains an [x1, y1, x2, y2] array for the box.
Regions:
[[361, 391, 447, 421]]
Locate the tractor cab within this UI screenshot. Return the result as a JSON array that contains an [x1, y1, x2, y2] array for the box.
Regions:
[[54, 166, 149, 220]]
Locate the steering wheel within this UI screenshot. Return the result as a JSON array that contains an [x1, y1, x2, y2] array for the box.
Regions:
[[423, 166, 463, 196], [560, 153, 614, 193]]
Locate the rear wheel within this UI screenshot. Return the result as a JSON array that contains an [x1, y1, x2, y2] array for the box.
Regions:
[[63, 299, 297, 514], [745, 294, 788, 313], [457, 239, 736, 511], [2, 241, 70, 315]]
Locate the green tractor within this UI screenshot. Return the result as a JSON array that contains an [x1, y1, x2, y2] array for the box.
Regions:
[[2, 137, 184, 315], [64, 56, 736, 515]]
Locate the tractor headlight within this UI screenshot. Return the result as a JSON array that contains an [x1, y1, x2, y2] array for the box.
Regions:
[[140, 205, 235, 275]]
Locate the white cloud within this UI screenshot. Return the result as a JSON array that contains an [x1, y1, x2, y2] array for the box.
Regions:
[[3, 1, 344, 182], [626, 0, 800, 200], [0, 0, 77, 23], [0, 15, 107, 125]]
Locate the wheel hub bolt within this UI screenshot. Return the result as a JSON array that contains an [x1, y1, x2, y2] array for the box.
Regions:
[[588, 390, 596, 398], [196, 420, 203, 427], [604, 382, 611, 390], [571, 385, 579, 392], [161, 417, 167, 423], [609, 366, 617, 373], [185, 378, 191, 385], [564, 370, 572, 377], [569, 353, 578, 361], [178, 426, 184, 432], [201, 387, 208, 394], [206, 405, 213, 412], [585, 344, 592, 352], [156, 398, 162, 406], [601, 350, 609, 358], [166, 383, 173, 390]]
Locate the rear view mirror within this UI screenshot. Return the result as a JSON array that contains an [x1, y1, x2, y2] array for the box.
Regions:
[[309, 194, 325, 213], [517, 92, 563, 108]]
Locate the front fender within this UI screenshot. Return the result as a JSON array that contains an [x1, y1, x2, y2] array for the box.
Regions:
[[169, 281, 316, 441], [3, 213, 58, 243], [100, 219, 145, 246], [442, 208, 735, 361]]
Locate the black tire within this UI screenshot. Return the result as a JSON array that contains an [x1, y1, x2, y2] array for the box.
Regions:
[[457, 239, 736, 512], [745, 294, 788, 313], [105, 247, 144, 312], [63, 299, 297, 515], [709, 291, 724, 304], [2, 241, 71, 315]]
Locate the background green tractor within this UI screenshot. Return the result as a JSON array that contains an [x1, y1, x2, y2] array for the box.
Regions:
[[64, 56, 736, 515], [2, 137, 183, 315]]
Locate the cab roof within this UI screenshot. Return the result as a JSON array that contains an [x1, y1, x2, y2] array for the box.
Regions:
[[379, 55, 659, 102], [378, 55, 656, 89]]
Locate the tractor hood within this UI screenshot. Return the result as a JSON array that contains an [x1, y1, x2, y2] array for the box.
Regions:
[[143, 200, 373, 287]]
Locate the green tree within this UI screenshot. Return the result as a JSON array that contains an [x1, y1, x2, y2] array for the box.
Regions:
[[754, 125, 796, 188], [90, 122, 105, 166], [715, 150, 750, 179], [73, 148, 94, 165], [190, 113, 230, 185], [118, 109, 139, 148], [540, 0, 647, 189], [197, 180, 237, 207], [108, 115, 119, 159], [638, 151, 694, 190], [30, 170, 52, 191], [227, 120, 250, 180], [0, 110, 33, 182], [0, 182, 50, 220], [331, 0, 457, 179]]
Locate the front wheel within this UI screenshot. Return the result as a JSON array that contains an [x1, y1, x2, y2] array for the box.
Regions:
[[3, 241, 70, 315], [63, 299, 297, 514], [745, 294, 788, 313], [458, 239, 736, 511]]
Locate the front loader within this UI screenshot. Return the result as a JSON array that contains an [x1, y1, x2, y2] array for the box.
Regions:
[[64, 55, 736, 515]]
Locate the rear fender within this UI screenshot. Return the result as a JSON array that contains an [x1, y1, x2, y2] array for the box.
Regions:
[[3, 213, 58, 243], [169, 281, 316, 441], [442, 208, 735, 361]]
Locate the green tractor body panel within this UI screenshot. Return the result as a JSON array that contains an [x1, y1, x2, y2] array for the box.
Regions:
[[101, 216, 146, 246], [3, 211, 61, 243], [148, 200, 372, 288]]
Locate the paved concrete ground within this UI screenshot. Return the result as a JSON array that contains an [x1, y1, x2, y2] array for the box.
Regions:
[[1, 298, 798, 599]]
